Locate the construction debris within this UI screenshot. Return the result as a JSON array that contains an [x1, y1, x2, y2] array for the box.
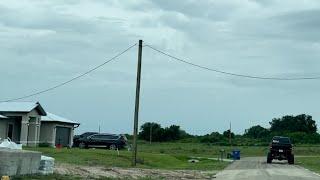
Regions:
[[39, 156, 55, 175]]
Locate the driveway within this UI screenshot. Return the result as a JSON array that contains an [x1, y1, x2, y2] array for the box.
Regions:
[[214, 157, 320, 180]]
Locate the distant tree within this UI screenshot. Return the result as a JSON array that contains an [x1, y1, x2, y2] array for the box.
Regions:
[[163, 125, 183, 141], [270, 114, 317, 134], [139, 122, 163, 142], [223, 130, 235, 139], [179, 129, 191, 139], [200, 132, 224, 143], [139, 123, 187, 142], [244, 125, 269, 139]]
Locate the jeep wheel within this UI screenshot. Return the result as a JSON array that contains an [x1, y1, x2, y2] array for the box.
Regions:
[[267, 152, 272, 164], [288, 154, 294, 164], [109, 144, 117, 150]]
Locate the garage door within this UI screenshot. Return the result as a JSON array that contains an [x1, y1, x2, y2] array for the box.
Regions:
[[55, 127, 71, 147]]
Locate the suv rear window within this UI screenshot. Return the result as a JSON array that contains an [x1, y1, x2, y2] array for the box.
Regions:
[[272, 137, 290, 144]]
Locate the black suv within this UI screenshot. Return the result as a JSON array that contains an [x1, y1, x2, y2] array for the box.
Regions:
[[73, 132, 98, 147], [78, 133, 128, 150], [267, 136, 294, 164]]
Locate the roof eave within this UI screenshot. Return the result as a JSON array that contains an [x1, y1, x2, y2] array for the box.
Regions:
[[35, 102, 47, 116], [41, 120, 80, 125]]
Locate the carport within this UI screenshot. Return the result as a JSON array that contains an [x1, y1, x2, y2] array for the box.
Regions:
[[40, 112, 80, 147]]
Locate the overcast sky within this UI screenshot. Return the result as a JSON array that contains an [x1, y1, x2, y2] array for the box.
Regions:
[[1, 0, 320, 135]]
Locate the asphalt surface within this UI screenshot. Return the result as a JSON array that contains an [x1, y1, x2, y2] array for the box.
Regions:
[[214, 157, 320, 180]]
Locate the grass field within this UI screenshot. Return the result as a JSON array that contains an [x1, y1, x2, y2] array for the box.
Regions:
[[21, 144, 230, 179], [296, 157, 320, 174], [13, 174, 164, 180], [13, 174, 156, 180], [21, 142, 320, 179], [25, 146, 228, 170], [138, 142, 320, 157]]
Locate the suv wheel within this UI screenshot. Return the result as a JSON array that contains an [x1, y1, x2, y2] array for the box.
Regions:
[[79, 142, 86, 149], [288, 154, 294, 164], [109, 144, 117, 150], [267, 152, 272, 164]]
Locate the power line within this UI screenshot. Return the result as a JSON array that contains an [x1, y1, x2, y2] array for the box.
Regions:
[[0, 43, 137, 102], [146, 45, 320, 81]]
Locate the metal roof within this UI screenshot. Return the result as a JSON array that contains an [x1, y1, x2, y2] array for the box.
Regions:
[[0, 102, 46, 116], [0, 115, 7, 119], [42, 112, 80, 125]]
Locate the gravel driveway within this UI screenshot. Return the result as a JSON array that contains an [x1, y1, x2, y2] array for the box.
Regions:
[[214, 157, 320, 180]]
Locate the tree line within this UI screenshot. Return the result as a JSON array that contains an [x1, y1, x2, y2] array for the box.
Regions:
[[138, 114, 320, 145]]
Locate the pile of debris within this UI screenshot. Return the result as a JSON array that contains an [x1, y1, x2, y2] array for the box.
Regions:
[[0, 138, 55, 176], [39, 156, 55, 175]]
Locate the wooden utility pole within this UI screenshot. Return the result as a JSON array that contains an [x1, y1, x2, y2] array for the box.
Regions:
[[229, 122, 232, 146], [149, 125, 152, 144], [132, 40, 143, 166]]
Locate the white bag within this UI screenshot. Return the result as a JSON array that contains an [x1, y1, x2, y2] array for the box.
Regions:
[[0, 138, 23, 150], [39, 155, 55, 175]]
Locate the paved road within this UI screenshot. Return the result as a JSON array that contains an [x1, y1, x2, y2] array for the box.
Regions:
[[214, 157, 320, 180]]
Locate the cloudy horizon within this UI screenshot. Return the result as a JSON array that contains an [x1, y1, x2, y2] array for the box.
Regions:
[[1, 0, 320, 135]]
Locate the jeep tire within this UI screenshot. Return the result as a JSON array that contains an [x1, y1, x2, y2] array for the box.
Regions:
[[267, 152, 272, 164], [288, 154, 294, 164]]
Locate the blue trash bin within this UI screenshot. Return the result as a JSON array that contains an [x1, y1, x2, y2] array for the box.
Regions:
[[232, 150, 240, 160]]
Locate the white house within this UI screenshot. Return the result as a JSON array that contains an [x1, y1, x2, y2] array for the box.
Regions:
[[0, 102, 46, 146], [0, 102, 80, 147], [40, 112, 80, 147]]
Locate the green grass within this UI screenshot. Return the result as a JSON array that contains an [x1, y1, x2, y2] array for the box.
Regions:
[[12, 173, 159, 180], [13, 174, 84, 180], [138, 142, 268, 157], [23, 142, 320, 179], [25, 147, 228, 171], [296, 157, 320, 174], [138, 142, 320, 157]]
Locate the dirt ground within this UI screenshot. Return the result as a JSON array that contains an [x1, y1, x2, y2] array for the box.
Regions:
[[55, 163, 219, 179]]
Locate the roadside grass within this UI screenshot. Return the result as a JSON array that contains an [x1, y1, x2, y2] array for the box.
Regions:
[[13, 174, 84, 180], [23, 142, 320, 179], [13, 174, 159, 180], [138, 142, 269, 157], [296, 156, 320, 174], [24, 147, 228, 171], [138, 142, 320, 157]]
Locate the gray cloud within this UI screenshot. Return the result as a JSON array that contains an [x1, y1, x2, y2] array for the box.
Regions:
[[1, 0, 320, 135]]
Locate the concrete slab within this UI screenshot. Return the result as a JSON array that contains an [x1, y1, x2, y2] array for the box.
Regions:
[[0, 149, 41, 176]]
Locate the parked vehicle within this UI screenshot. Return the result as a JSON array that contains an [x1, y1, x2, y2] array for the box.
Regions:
[[267, 136, 294, 164], [78, 133, 128, 150], [73, 132, 98, 147]]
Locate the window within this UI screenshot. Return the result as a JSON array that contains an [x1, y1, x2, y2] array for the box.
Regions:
[[91, 135, 103, 139]]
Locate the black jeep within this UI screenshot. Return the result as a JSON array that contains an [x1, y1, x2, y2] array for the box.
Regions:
[[267, 136, 294, 164]]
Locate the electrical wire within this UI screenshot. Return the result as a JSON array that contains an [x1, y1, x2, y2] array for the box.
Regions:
[[146, 45, 320, 80], [0, 43, 137, 102]]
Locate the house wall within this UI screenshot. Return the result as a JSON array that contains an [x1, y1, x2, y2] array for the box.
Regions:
[[40, 122, 75, 147], [1, 110, 41, 146], [27, 110, 41, 147], [0, 112, 27, 144], [0, 118, 21, 142], [39, 123, 55, 146]]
